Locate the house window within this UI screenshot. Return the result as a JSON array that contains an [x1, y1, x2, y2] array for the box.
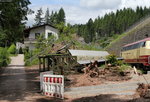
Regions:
[[48, 32, 52, 38], [35, 33, 40, 39]]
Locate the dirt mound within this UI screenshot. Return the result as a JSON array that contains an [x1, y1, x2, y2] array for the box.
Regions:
[[65, 74, 102, 87], [99, 67, 131, 81], [66, 67, 132, 88]]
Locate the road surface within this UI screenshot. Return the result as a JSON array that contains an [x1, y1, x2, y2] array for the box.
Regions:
[[0, 54, 55, 102]]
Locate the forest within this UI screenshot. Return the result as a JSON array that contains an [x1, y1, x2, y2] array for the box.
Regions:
[[77, 6, 150, 43]]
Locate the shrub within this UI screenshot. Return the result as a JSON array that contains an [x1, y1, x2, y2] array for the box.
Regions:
[[118, 64, 132, 72], [0, 47, 10, 67], [117, 60, 124, 66], [19, 47, 23, 54], [24, 51, 31, 61], [106, 54, 117, 66], [7, 44, 16, 54], [25, 60, 31, 66], [24, 49, 40, 66]]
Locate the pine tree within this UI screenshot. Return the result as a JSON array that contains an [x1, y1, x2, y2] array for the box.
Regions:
[[34, 8, 43, 26], [49, 11, 58, 25], [49, 11, 54, 25], [44, 8, 50, 24], [86, 18, 95, 43], [76, 6, 150, 43], [57, 8, 65, 24]]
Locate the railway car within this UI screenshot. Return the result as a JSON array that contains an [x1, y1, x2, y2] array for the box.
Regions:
[[121, 37, 150, 67]]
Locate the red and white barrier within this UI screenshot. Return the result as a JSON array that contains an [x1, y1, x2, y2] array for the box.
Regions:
[[40, 71, 53, 91], [41, 74, 64, 99]]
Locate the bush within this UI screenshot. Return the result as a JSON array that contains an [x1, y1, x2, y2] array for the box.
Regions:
[[24, 51, 31, 61], [24, 49, 40, 66], [0, 47, 10, 67], [25, 60, 31, 66], [7, 44, 16, 54], [117, 60, 124, 66], [19, 47, 23, 54], [106, 54, 117, 66], [118, 64, 132, 72]]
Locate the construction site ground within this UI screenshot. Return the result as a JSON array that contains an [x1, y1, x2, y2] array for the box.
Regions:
[[0, 55, 150, 102]]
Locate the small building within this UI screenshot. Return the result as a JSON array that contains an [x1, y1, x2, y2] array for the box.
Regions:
[[24, 24, 59, 50], [68, 49, 109, 64]]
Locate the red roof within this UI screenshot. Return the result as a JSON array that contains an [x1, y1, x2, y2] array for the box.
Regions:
[[123, 37, 150, 47]]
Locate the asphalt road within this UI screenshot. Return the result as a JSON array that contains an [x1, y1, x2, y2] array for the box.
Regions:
[[0, 55, 50, 102]]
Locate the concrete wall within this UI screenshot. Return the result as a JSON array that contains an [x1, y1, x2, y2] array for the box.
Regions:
[[29, 26, 45, 39], [16, 42, 25, 49], [45, 25, 59, 39]]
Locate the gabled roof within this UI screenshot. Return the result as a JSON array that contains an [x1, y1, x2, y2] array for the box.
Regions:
[[24, 24, 57, 33], [69, 49, 109, 57]]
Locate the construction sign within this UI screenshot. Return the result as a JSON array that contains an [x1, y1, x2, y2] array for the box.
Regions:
[[41, 74, 64, 99]]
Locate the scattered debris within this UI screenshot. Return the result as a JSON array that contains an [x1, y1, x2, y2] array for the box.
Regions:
[[135, 83, 150, 98], [133, 66, 138, 75], [66, 65, 132, 88], [82, 60, 100, 77]]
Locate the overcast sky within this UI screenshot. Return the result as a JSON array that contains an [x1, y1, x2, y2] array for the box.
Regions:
[[27, 0, 150, 26]]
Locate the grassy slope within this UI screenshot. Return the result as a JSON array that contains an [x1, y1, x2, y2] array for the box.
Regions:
[[106, 16, 150, 56]]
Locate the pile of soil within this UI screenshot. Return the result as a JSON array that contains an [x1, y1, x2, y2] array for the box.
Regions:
[[65, 74, 102, 87], [134, 83, 150, 98], [129, 83, 150, 102], [66, 67, 132, 88]]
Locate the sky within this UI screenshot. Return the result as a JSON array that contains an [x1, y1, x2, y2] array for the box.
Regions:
[[27, 0, 150, 26]]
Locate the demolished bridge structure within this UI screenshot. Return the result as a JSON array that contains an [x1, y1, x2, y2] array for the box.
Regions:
[[38, 43, 109, 74]]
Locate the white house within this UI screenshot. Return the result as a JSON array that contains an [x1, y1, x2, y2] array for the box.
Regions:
[[24, 24, 59, 50]]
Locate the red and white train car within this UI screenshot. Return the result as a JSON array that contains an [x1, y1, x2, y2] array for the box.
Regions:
[[121, 37, 150, 67]]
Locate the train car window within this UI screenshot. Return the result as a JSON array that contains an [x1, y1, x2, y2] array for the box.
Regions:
[[132, 44, 136, 49], [134, 43, 139, 49], [127, 46, 130, 50], [141, 42, 146, 47], [137, 43, 140, 48], [122, 41, 146, 52]]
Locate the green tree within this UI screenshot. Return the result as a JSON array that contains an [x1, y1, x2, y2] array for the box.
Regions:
[[0, 29, 8, 47], [35, 34, 45, 49], [76, 6, 150, 44], [44, 8, 50, 24], [86, 18, 95, 43], [57, 8, 65, 24], [34, 8, 43, 26], [0, 47, 10, 67], [0, 0, 31, 46], [7, 44, 16, 54], [49, 11, 58, 25]]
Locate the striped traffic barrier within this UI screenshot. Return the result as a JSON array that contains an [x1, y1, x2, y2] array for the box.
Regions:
[[41, 74, 64, 99]]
